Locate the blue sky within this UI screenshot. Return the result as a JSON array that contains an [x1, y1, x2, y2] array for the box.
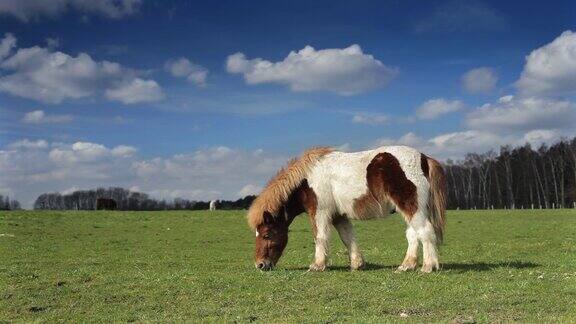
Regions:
[[1, 0, 575, 207]]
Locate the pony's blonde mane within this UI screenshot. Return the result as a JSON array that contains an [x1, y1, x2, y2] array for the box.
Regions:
[[247, 147, 334, 230]]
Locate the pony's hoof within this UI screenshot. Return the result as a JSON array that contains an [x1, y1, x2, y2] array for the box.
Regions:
[[309, 263, 326, 272], [350, 259, 365, 271], [395, 264, 417, 272], [420, 263, 439, 273]]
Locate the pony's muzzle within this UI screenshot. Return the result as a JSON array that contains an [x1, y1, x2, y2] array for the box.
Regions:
[[256, 260, 273, 271]]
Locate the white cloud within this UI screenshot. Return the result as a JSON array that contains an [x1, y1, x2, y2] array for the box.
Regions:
[[0, 33, 16, 60], [375, 132, 427, 148], [8, 139, 48, 149], [238, 184, 262, 197], [22, 110, 73, 124], [165, 58, 208, 86], [466, 96, 576, 131], [517, 30, 576, 96], [60, 186, 80, 195], [416, 98, 464, 119], [0, 0, 141, 22], [461, 67, 498, 94], [111, 145, 137, 157], [47, 142, 137, 165], [105, 78, 164, 104], [49, 142, 109, 164], [351, 113, 389, 125], [522, 129, 563, 147], [428, 130, 508, 155], [226, 44, 398, 95], [0, 34, 163, 105], [375, 130, 511, 160]]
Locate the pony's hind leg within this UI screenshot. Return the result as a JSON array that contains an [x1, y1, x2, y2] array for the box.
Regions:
[[411, 212, 439, 273], [332, 215, 365, 271], [396, 226, 419, 272]]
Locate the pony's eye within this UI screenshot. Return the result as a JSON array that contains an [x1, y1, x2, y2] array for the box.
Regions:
[[263, 233, 271, 239]]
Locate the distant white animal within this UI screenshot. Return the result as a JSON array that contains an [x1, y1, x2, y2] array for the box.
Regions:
[[209, 200, 217, 211]]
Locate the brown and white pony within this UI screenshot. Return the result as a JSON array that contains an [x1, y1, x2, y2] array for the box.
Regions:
[[248, 145, 446, 272]]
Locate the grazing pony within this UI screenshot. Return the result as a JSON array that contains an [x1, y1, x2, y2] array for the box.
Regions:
[[247, 146, 446, 272]]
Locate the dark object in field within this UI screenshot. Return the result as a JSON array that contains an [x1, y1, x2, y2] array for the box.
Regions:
[[96, 198, 117, 210]]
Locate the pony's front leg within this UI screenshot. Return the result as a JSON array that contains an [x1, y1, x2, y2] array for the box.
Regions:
[[333, 216, 365, 271], [309, 211, 331, 271]]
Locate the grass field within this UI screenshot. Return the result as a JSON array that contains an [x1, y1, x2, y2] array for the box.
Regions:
[[1, 209, 575, 322]]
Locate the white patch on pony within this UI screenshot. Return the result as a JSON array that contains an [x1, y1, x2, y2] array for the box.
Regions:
[[307, 145, 428, 220], [255, 230, 259, 237]]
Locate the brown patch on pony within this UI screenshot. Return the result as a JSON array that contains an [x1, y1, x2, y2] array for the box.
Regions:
[[420, 153, 430, 179], [247, 147, 333, 230], [352, 192, 382, 219], [366, 152, 418, 219], [297, 179, 318, 237]]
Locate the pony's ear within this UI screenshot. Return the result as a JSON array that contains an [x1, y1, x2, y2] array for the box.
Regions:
[[263, 211, 274, 224]]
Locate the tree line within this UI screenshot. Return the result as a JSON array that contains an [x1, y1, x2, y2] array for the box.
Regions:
[[0, 194, 21, 210], [33, 187, 256, 211], [444, 136, 576, 210]]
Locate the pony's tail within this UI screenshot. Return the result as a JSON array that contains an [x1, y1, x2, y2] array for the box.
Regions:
[[427, 157, 447, 244]]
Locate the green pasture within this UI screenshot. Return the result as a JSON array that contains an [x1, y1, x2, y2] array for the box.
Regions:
[[1, 209, 575, 322]]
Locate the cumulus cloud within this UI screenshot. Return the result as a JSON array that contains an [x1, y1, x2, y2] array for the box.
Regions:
[[375, 132, 426, 148], [466, 96, 576, 131], [46, 142, 137, 166], [461, 67, 498, 94], [517, 30, 576, 96], [0, 140, 287, 208], [428, 130, 509, 155], [0, 0, 141, 22], [226, 44, 398, 95], [8, 139, 48, 149], [375, 130, 512, 160], [414, 0, 507, 33], [416, 98, 464, 119], [238, 184, 262, 197], [165, 58, 208, 86], [522, 129, 563, 147], [22, 110, 73, 124], [0, 34, 163, 104], [0, 33, 16, 60], [351, 113, 389, 125], [111, 145, 137, 157], [104, 78, 163, 104], [49, 142, 110, 164]]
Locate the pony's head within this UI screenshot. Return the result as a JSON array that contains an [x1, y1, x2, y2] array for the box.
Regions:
[[247, 147, 333, 271], [253, 211, 289, 270]]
